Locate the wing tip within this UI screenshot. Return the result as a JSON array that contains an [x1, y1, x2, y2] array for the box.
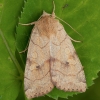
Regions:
[[25, 85, 54, 99]]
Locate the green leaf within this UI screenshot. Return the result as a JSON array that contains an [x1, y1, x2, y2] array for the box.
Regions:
[[16, 0, 100, 99], [0, 0, 24, 100]]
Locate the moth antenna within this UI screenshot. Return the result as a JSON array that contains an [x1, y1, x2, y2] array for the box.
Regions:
[[52, 1, 56, 17], [56, 16, 82, 37], [53, 1, 55, 13]]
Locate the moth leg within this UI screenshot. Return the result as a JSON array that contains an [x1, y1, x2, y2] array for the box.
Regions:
[[19, 22, 36, 26], [68, 35, 81, 42], [19, 35, 31, 53], [19, 14, 45, 25], [19, 27, 34, 54], [19, 47, 28, 53]]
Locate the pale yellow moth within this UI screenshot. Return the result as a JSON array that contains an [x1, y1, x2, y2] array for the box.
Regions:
[[21, 1, 87, 99]]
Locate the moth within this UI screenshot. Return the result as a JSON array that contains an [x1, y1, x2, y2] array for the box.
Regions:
[[21, 1, 87, 99]]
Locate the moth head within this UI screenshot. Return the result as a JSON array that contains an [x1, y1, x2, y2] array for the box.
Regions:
[[42, 10, 51, 17]]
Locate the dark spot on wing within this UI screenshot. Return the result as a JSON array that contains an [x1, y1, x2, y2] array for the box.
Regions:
[[36, 65, 40, 69], [66, 61, 69, 65]]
